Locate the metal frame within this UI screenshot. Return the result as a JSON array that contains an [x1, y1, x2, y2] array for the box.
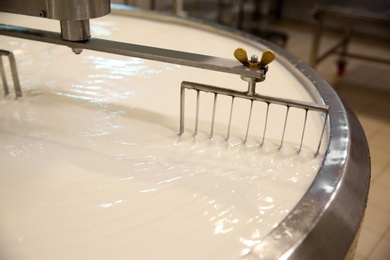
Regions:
[[310, 4, 390, 71], [179, 81, 329, 156]]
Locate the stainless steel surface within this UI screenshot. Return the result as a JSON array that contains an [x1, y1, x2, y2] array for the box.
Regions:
[[0, 24, 265, 79], [60, 20, 90, 42], [0, 0, 111, 41], [0, 50, 22, 98], [0, 0, 48, 18], [179, 81, 329, 156], [0, 0, 111, 20]]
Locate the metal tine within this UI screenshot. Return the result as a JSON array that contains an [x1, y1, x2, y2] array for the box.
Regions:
[[209, 93, 218, 138], [226, 96, 235, 141], [194, 90, 200, 136], [261, 102, 270, 147], [244, 100, 254, 144], [0, 56, 8, 96], [298, 109, 309, 153], [8, 52, 22, 97], [279, 105, 290, 149], [179, 85, 185, 135], [315, 112, 329, 157], [0, 50, 22, 98]]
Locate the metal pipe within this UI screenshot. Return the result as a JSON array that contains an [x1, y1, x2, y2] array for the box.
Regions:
[[60, 20, 90, 42]]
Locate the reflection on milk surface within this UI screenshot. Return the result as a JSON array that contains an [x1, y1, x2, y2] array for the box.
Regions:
[[0, 13, 325, 260]]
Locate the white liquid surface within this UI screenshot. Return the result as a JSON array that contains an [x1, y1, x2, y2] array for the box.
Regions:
[[0, 13, 326, 260]]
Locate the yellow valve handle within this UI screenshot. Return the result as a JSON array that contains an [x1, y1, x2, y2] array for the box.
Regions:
[[234, 48, 275, 69]]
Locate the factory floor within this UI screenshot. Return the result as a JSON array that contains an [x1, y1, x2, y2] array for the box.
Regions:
[[273, 21, 390, 260]]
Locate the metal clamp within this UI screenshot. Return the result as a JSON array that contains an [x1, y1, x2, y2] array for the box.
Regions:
[[234, 48, 275, 96]]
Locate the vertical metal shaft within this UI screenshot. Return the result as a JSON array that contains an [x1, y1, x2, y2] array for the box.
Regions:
[[60, 19, 90, 42], [298, 109, 309, 153], [261, 102, 270, 146], [8, 51, 22, 97], [210, 93, 218, 138], [0, 50, 22, 98], [315, 112, 328, 157], [0, 57, 8, 95], [179, 85, 185, 135], [339, 22, 352, 63], [194, 90, 200, 136], [226, 96, 235, 140], [247, 80, 256, 96], [150, 0, 156, 9], [244, 100, 254, 143], [173, 0, 184, 16], [279, 106, 290, 149], [310, 17, 323, 67]]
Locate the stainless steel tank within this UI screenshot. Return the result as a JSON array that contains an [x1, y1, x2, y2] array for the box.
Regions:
[[0, 5, 370, 260]]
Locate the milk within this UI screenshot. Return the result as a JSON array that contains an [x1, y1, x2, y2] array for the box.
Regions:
[[0, 12, 326, 260]]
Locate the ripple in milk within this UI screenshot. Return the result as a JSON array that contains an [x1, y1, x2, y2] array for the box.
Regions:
[[0, 13, 325, 260]]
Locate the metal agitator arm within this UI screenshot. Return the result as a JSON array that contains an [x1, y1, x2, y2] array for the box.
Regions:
[[0, 0, 266, 80], [0, 24, 265, 80]]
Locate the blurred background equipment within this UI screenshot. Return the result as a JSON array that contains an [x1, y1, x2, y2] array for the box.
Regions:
[[310, 1, 390, 75]]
